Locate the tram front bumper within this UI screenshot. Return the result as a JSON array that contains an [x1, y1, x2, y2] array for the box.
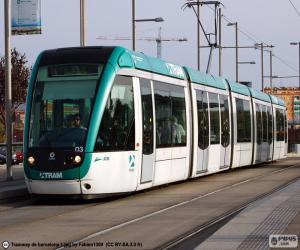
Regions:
[[26, 179, 82, 195]]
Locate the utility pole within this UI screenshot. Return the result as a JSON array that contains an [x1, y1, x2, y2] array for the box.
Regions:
[[80, 0, 86, 46], [218, 7, 222, 76], [4, 0, 13, 180], [227, 22, 238, 82], [260, 43, 264, 91], [290, 42, 300, 89], [157, 27, 162, 58], [197, 0, 200, 71], [270, 50, 273, 89], [132, 0, 136, 51]]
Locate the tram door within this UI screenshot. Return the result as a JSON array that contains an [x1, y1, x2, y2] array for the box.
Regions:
[[220, 95, 231, 168], [140, 79, 155, 183], [196, 90, 209, 173]]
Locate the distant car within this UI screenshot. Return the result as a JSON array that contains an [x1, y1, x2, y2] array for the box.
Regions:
[[0, 153, 5, 164], [0, 148, 21, 164], [14, 151, 24, 164]]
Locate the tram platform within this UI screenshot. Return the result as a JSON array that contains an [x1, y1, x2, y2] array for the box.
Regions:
[[195, 177, 300, 250], [0, 164, 27, 200]]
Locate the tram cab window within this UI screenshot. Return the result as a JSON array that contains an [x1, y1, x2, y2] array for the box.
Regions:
[[236, 98, 251, 143], [95, 75, 135, 151], [28, 63, 100, 148], [154, 81, 186, 148]]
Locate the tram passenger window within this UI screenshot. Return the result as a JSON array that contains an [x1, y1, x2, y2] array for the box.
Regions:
[[236, 98, 251, 142], [220, 95, 230, 147], [170, 85, 186, 146], [262, 106, 268, 142], [256, 104, 262, 145], [95, 75, 135, 151], [267, 106, 273, 144], [154, 82, 172, 147], [276, 109, 284, 141], [154, 81, 186, 148], [140, 78, 154, 155], [196, 90, 209, 150], [284, 111, 287, 143], [209, 93, 220, 144]]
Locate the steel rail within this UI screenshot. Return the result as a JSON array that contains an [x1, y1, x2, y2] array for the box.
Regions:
[[159, 173, 300, 250], [55, 163, 300, 250]]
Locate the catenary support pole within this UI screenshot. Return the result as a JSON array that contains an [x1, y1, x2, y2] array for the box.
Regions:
[[80, 0, 86, 46], [4, 0, 13, 180]]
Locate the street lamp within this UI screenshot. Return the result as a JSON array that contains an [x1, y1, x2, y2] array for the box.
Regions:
[[290, 42, 300, 88], [135, 17, 164, 22], [238, 61, 256, 65], [132, 0, 164, 51], [227, 22, 238, 82]]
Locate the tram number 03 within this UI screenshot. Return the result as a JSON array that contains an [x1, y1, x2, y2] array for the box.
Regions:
[[75, 146, 84, 152]]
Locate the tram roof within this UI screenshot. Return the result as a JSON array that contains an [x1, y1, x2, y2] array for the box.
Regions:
[[248, 88, 271, 103], [114, 47, 186, 80], [226, 80, 251, 96], [183, 67, 228, 90], [269, 94, 286, 107]]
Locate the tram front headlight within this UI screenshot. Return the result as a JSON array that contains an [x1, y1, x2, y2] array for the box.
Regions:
[[74, 155, 82, 164], [27, 156, 35, 166]]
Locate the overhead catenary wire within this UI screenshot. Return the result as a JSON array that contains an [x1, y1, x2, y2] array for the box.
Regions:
[[288, 0, 300, 17], [205, 3, 298, 76], [273, 54, 299, 73]]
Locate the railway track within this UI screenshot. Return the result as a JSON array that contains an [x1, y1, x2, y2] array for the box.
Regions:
[[0, 158, 299, 250]]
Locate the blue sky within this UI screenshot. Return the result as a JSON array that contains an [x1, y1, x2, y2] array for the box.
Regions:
[[0, 0, 299, 90]]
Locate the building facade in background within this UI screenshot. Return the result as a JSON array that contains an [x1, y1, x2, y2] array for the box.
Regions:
[[264, 87, 300, 124]]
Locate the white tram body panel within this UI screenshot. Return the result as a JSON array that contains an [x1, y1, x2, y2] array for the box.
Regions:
[[231, 93, 253, 168], [272, 104, 288, 160]]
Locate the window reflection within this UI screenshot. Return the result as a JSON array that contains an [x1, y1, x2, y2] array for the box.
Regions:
[[95, 76, 135, 151]]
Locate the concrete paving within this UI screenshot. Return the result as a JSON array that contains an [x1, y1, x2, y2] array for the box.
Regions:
[[196, 178, 300, 250], [0, 163, 27, 200]]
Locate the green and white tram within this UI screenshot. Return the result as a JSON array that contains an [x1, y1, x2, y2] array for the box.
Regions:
[[23, 46, 287, 198]]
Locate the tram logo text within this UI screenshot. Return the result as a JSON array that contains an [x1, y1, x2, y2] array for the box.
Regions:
[[40, 172, 63, 179]]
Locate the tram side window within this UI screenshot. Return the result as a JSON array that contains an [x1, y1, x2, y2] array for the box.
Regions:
[[95, 75, 135, 151], [170, 85, 186, 146], [262, 105, 268, 142], [284, 110, 287, 143], [154, 82, 172, 147], [236, 98, 251, 142], [220, 95, 230, 147], [256, 104, 262, 145], [196, 90, 209, 150], [140, 78, 154, 155], [276, 109, 284, 141], [267, 106, 273, 144], [154, 81, 186, 148], [209, 93, 220, 145]]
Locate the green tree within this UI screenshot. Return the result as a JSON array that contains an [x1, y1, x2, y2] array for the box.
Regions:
[[0, 48, 31, 141]]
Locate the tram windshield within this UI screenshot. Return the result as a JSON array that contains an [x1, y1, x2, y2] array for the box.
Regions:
[[28, 63, 102, 148]]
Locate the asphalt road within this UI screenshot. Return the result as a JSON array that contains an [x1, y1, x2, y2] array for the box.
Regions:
[[0, 158, 299, 250]]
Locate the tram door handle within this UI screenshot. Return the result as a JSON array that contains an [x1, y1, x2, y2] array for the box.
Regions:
[[136, 142, 140, 150]]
